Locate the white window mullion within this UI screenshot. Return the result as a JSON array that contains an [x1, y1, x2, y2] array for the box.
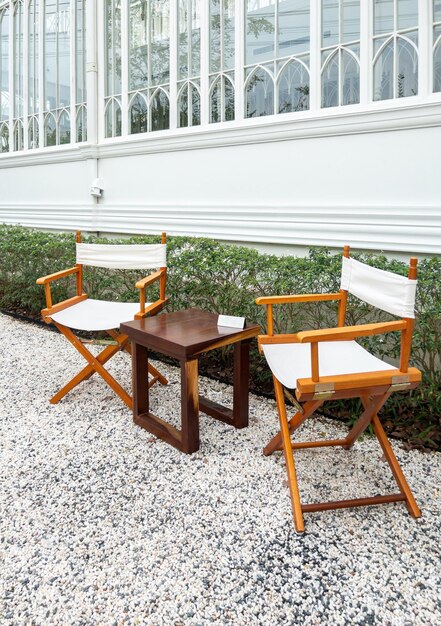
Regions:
[[23, 0, 29, 149], [38, 0, 44, 147], [96, 0, 105, 141], [169, 0, 177, 130], [418, 0, 429, 96], [86, 0, 98, 144], [234, 0, 243, 121], [8, 0, 13, 151], [360, 0, 370, 104], [120, 0, 128, 136], [310, 0, 320, 111], [200, 0, 208, 125], [70, 0, 75, 143]]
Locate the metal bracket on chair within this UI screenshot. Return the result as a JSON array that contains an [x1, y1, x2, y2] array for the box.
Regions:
[[389, 375, 411, 392], [312, 383, 335, 400]]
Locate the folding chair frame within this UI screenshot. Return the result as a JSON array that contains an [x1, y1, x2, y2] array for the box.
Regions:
[[36, 231, 169, 410], [256, 246, 422, 532]]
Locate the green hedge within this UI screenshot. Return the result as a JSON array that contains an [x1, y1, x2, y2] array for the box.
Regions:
[[1, 224, 440, 446]]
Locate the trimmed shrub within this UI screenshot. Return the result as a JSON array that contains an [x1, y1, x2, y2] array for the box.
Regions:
[[1, 224, 440, 447]]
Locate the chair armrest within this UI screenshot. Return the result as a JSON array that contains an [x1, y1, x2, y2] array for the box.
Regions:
[[296, 320, 407, 343], [255, 293, 342, 305], [135, 269, 164, 289], [36, 266, 79, 285]]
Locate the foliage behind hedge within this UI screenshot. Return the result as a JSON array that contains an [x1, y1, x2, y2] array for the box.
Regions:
[[1, 224, 440, 445]]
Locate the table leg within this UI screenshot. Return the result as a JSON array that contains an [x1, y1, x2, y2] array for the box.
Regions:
[[132, 342, 149, 417], [181, 358, 200, 453], [232, 340, 250, 429]]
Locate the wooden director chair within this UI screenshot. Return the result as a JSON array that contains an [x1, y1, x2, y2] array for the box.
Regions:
[[256, 246, 422, 533], [36, 232, 169, 410]]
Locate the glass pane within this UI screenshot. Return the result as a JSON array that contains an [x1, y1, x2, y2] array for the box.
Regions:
[[434, 36, 441, 92], [14, 120, 23, 150], [223, 0, 235, 70], [224, 76, 235, 120], [151, 0, 170, 85], [76, 106, 87, 142], [76, 0, 86, 103], [151, 89, 170, 130], [373, 39, 393, 100], [246, 0, 276, 65], [322, 51, 339, 107], [278, 60, 309, 112], [28, 116, 39, 148], [59, 0, 71, 108], [342, 0, 360, 43], [322, 0, 339, 47], [29, 1, 39, 114], [210, 77, 221, 122], [129, 0, 148, 90], [178, 83, 188, 126], [435, 1, 441, 23], [374, 0, 394, 35], [246, 67, 274, 117], [279, 0, 310, 57], [209, 0, 221, 73], [191, 83, 200, 125], [191, 0, 201, 76], [59, 110, 70, 144], [106, 0, 121, 96], [45, 0, 57, 109], [397, 0, 418, 30], [45, 114, 56, 145], [0, 123, 9, 152], [341, 49, 359, 104], [178, 0, 188, 79], [0, 10, 10, 122], [130, 94, 148, 134], [397, 36, 418, 97]]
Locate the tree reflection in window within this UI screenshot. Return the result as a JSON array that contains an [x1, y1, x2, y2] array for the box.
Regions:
[[130, 93, 148, 134], [246, 67, 274, 117], [151, 89, 170, 131], [278, 59, 309, 113]]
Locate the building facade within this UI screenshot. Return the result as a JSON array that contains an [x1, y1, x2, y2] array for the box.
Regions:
[[0, 0, 440, 254]]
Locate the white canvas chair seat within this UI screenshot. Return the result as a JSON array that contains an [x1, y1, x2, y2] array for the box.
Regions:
[[262, 341, 397, 389], [50, 299, 149, 332]]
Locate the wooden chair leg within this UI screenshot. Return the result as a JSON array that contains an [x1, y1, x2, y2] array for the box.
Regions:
[[53, 323, 132, 409], [343, 393, 390, 450], [264, 398, 324, 456], [273, 377, 305, 533], [371, 414, 422, 518]]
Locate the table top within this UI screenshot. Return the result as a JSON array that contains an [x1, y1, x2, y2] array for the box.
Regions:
[[121, 308, 260, 360]]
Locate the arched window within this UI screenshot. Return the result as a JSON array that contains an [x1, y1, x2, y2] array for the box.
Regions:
[[105, 98, 122, 138], [373, 0, 418, 101], [178, 81, 200, 127], [321, 0, 360, 108], [210, 74, 235, 123], [44, 113, 56, 147], [76, 105, 87, 143], [59, 109, 70, 144], [245, 0, 310, 118], [0, 122, 9, 153], [278, 59, 310, 113], [129, 93, 148, 134], [28, 115, 39, 149], [209, 0, 235, 123], [150, 88, 170, 131], [246, 67, 274, 118]]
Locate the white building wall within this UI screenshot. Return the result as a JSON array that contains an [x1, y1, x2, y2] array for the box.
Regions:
[[0, 103, 440, 255]]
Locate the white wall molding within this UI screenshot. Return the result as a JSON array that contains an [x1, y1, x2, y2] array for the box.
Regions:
[[1, 99, 441, 169], [1, 202, 439, 255]]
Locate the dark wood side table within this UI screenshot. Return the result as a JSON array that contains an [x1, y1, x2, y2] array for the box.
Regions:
[[121, 308, 260, 453]]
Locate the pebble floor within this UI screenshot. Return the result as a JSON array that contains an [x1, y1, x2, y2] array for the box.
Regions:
[[1, 313, 440, 626]]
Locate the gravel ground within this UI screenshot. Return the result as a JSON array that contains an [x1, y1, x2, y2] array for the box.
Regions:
[[1, 312, 440, 626]]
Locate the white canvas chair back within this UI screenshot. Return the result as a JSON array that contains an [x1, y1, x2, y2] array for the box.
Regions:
[[340, 256, 417, 319], [76, 243, 167, 270]]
